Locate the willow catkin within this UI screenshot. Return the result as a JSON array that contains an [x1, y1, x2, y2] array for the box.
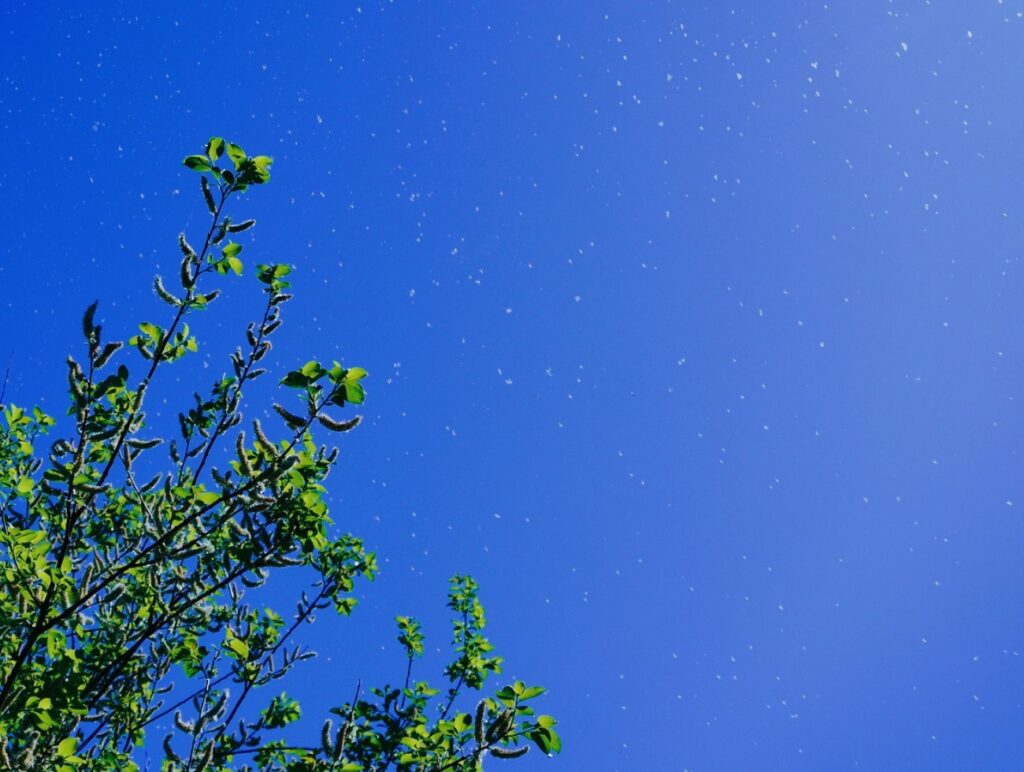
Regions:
[[252, 419, 279, 457], [236, 432, 255, 477], [201, 176, 216, 214], [474, 700, 487, 745], [486, 709, 516, 743], [317, 414, 361, 433], [321, 719, 334, 756], [94, 341, 122, 369], [490, 745, 530, 759], [272, 403, 306, 429], [333, 721, 351, 762], [154, 275, 182, 307]]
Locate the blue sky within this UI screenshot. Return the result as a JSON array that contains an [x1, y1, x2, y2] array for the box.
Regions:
[[3, 1, 1024, 769]]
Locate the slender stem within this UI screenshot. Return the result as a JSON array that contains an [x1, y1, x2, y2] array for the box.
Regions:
[[0, 350, 12, 404], [228, 746, 318, 757], [438, 607, 470, 722], [401, 656, 414, 705]]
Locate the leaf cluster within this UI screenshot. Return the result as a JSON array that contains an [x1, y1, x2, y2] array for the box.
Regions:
[[0, 139, 558, 771]]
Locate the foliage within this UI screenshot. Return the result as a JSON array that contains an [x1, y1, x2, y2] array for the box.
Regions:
[[0, 139, 559, 770]]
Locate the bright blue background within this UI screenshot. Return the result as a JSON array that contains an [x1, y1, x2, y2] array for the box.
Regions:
[[3, 2, 1024, 769]]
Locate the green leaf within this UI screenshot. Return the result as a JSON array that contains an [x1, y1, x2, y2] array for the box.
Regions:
[[206, 136, 225, 160], [344, 367, 368, 382], [547, 729, 562, 753], [222, 241, 242, 258], [226, 631, 249, 660], [343, 382, 365, 405], [530, 727, 561, 754], [183, 155, 212, 173], [227, 256, 243, 276], [300, 360, 326, 380], [138, 321, 161, 342], [250, 155, 273, 183], [281, 371, 310, 388], [196, 490, 219, 506], [46, 629, 66, 658], [16, 476, 34, 495], [56, 737, 78, 759], [226, 142, 247, 170], [256, 263, 292, 290], [327, 362, 345, 384]]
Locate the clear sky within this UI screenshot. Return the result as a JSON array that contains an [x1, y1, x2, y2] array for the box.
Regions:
[[3, 2, 1024, 769]]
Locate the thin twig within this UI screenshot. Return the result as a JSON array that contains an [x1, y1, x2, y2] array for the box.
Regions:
[[0, 350, 12, 404]]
